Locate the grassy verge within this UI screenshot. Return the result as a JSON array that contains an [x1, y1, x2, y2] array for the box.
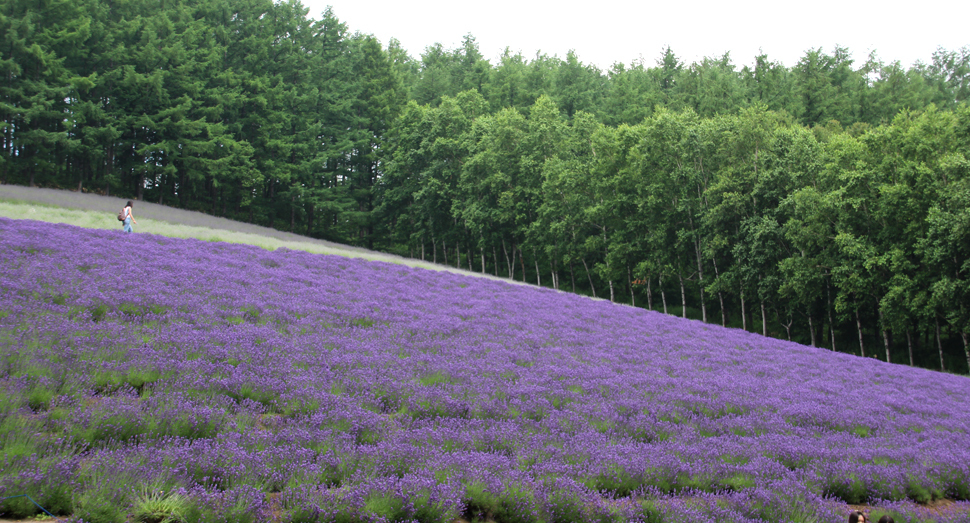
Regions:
[[0, 200, 422, 269]]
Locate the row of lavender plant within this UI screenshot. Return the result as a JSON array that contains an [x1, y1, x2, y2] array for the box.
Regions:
[[1, 217, 969, 523]]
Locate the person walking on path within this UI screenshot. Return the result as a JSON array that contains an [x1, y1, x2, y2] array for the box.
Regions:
[[122, 200, 137, 233]]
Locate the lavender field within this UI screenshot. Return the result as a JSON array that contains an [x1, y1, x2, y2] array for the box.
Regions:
[[2, 217, 969, 523]]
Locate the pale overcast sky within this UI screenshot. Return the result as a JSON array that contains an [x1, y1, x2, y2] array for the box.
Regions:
[[299, 0, 968, 71]]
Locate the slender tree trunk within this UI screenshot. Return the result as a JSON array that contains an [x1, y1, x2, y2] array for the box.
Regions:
[[533, 247, 541, 287], [550, 257, 558, 290], [493, 245, 499, 277], [935, 319, 945, 371], [421, 239, 425, 261], [569, 261, 576, 293], [601, 229, 615, 302], [711, 256, 726, 326], [808, 313, 816, 347], [740, 292, 747, 331], [826, 281, 836, 351], [906, 330, 914, 366], [717, 291, 726, 327], [878, 308, 891, 363], [761, 300, 767, 336], [456, 242, 460, 269], [627, 265, 635, 307], [502, 238, 512, 279], [519, 246, 526, 283], [856, 309, 865, 357], [678, 272, 687, 319], [660, 273, 668, 314], [443, 239, 448, 266], [480, 245, 485, 274], [432, 235, 437, 264], [694, 235, 706, 322], [581, 258, 597, 298]]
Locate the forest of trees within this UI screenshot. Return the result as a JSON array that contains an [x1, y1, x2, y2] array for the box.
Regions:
[[3, 0, 969, 373]]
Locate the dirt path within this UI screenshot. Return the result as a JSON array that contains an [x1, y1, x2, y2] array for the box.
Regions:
[[0, 185, 373, 253], [0, 184, 528, 286]]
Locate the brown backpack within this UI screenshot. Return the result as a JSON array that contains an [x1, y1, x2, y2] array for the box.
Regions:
[[117, 208, 126, 221]]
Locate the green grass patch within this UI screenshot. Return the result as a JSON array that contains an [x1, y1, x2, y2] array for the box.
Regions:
[[418, 371, 453, 387], [27, 386, 56, 411], [93, 368, 164, 394], [349, 317, 375, 328], [463, 482, 541, 523]]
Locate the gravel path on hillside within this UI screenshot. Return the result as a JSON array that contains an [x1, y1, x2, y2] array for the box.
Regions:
[[0, 184, 526, 285]]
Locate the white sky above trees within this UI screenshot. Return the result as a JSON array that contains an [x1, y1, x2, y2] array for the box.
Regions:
[[301, 0, 968, 71]]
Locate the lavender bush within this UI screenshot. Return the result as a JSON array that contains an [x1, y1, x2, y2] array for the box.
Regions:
[[1, 217, 969, 523]]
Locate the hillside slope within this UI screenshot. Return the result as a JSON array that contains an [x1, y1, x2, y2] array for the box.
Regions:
[[0, 185, 520, 284], [1, 217, 969, 523]]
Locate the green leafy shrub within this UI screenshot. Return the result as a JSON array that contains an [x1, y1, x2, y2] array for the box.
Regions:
[[36, 484, 73, 516], [131, 485, 191, 523], [363, 494, 406, 521], [545, 489, 588, 523], [27, 387, 55, 411], [75, 495, 126, 523], [90, 303, 110, 322], [0, 495, 40, 519], [635, 500, 667, 523]]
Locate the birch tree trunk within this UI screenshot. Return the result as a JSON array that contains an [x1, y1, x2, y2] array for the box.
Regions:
[[533, 247, 541, 287], [761, 300, 767, 336], [582, 258, 597, 298], [694, 236, 706, 322], [660, 273, 668, 314], [502, 238, 512, 279], [827, 280, 836, 351], [678, 272, 687, 319], [740, 292, 747, 331], [906, 330, 914, 366], [628, 265, 635, 307]]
